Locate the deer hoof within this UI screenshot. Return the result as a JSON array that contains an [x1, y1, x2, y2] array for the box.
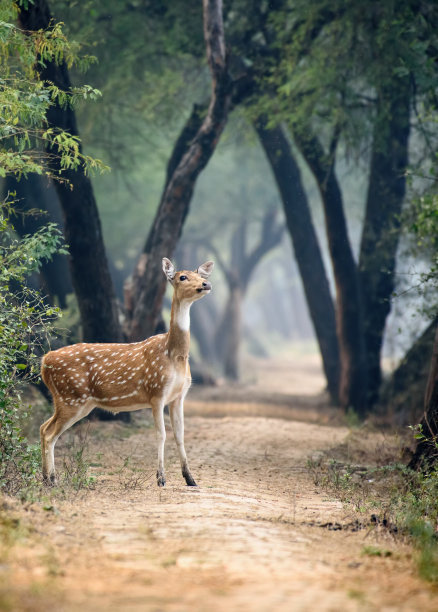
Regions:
[[183, 469, 197, 487], [157, 471, 166, 487]]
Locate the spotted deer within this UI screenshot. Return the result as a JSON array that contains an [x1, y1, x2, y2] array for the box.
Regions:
[[40, 258, 214, 487]]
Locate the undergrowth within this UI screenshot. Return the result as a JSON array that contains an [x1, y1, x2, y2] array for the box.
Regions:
[[308, 428, 438, 583], [0, 201, 95, 500], [0, 200, 65, 498], [60, 424, 97, 492]]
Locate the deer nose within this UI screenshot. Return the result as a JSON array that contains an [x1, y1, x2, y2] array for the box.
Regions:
[[202, 281, 212, 290]]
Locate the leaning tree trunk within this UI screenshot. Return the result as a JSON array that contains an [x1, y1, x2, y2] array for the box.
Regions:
[[125, 0, 232, 342], [19, 0, 122, 343], [295, 131, 368, 417], [409, 323, 438, 470], [359, 81, 411, 407], [256, 119, 340, 404]]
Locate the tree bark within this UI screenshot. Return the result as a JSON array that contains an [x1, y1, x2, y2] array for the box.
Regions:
[[223, 285, 243, 380], [19, 1, 122, 343], [381, 318, 437, 425], [255, 119, 340, 404], [125, 0, 232, 341], [359, 81, 411, 406], [295, 131, 367, 416], [409, 322, 438, 470]]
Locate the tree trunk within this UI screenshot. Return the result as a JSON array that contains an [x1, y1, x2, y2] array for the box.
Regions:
[[359, 82, 411, 406], [295, 131, 367, 416], [125, 0, 232, 342], [255, 119, 340, 404], [19, 1, 122, 343], [381, 318, 437, 425], [222, 285, 243, 381], [213, 252, 242, 380], [409, 323, 438, 470]]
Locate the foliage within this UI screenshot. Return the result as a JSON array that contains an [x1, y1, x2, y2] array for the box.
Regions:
[[55, 0, 205, 122], [49, 0, 209, 270], [54, 0, 206, 175], [361, 545, 392, 557], [394, 464, 438, 582], [406, 176, 438, 286], [397, 146, 438, 320], [258, 0, 438, 152], [0, 198, 64, 496], [0, 0, 108, 180], [308, 429, 438, 583]]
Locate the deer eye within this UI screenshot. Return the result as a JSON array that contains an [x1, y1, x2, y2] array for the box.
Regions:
[[179, 275, 187, 281]]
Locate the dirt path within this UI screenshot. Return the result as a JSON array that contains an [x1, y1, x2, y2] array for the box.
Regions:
[[3, 407, 438, 612]]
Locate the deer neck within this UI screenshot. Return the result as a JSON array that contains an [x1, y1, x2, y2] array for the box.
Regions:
[[167, 297, 192, 360]]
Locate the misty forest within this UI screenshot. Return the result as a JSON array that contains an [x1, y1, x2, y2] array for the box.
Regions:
[[2, 0, 438, 609]]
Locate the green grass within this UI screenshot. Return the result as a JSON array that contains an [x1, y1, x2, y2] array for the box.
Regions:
[[362, 545, 392, 558]]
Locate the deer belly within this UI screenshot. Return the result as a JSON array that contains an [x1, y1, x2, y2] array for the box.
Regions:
[[90, 383, 151, 412], [94, 401, 149, 413]]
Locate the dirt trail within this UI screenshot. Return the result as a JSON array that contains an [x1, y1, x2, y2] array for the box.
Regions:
[[2, 413, 435, 612], [2, 356, 438, 611]]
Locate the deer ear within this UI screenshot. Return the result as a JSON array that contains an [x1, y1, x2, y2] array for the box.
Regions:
[[197, 261, 214, 279], [162, 257, 176, 283]]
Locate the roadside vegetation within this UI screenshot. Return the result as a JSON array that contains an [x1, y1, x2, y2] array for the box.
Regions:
[[308, 425, 438, 582]]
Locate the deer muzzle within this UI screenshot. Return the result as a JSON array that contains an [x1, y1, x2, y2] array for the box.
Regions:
[[197, 281, 212, 293]]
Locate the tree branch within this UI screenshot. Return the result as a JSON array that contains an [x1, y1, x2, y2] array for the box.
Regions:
[[126, 0, 233, 341], [242, 208, 284, 289]]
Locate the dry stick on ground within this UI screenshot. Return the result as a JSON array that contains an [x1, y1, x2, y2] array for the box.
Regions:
[[125, 0, 233, 342]]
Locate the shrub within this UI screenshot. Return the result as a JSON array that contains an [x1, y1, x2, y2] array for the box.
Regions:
[[0, 200, 65, 496]]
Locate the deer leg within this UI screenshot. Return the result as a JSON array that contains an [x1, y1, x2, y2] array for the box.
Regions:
[[41, 401, 92, 485], [152, 401, 166, 487], [169, 395, 197, 486]]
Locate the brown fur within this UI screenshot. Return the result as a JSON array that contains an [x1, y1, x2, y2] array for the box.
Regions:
[[40, 259, 214, 487]]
